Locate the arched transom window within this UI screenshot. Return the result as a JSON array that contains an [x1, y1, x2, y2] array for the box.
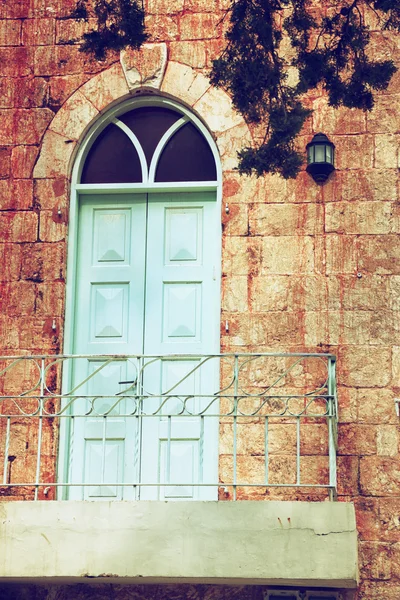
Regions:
[[79, 103, 218, 186]]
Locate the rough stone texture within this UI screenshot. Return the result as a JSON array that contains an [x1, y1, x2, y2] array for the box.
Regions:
[[0, 1, 400, 598]]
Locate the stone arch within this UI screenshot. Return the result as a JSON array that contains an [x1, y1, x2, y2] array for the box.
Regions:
[[33, 43, 251, 182]]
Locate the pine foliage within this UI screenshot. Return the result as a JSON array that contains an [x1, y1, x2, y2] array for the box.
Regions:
[[210, 0, 400, 178], [71, 0, 148, 60]]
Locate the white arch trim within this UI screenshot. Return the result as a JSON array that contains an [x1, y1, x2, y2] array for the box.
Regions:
[[148, 116, 188, 183], [112, 118, 149, 183]]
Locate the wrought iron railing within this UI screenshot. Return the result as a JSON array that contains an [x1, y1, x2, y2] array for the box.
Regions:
[[0, 353, 338, 501]]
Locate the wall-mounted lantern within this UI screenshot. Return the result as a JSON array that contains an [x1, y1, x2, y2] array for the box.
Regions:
[[306, 133, 335, 184]]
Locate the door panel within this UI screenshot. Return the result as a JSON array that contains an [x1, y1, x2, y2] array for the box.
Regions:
[[68, 195, 146, 500], [68, 192, 219, 500], [140, 194, 218, 500]]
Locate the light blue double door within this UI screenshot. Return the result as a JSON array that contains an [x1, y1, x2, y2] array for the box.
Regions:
[[68, 192, 219, 500]]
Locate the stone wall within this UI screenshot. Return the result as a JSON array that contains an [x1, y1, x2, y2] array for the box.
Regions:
[[1, 0, 400, 598]]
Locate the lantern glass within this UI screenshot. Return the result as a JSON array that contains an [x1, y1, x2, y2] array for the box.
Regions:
[[314, 144, 325, 163], [307, 146, 314, 163], [326, 145, 333, 163]]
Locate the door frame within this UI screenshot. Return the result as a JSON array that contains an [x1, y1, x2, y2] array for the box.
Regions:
[[58, 96, 223, 498]]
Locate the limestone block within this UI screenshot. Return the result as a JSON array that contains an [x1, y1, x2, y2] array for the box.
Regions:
[[222, 237, 262, 277], [33, 131, 76, 178], [219, 454, 267, 484], [250, 275, 291, 312], [304, 311, 340, 346], [0, 211, 37, 243], [34, 178, 69, 211], [11, 146, 39, 179], [0, 283, 35, 316], [147, 0, 184, 13], [20, 242, 66, 283], [374, 134, 399, 168], [357, 388, 397, 425], [0, 316, 20, 350], [340, 168, 397, 202], [205, 39, 227, 68], [334, 135, 374, 170], [0, 243, 22, 282], [392, 346, 400, 386], [0, 147, 10, 178], [0, 77, 14, 108], [0, 180, 34, 210], [359, 582, 400, 599], [34, 45, 101, 77], [300, 455, 329, 486], [144, 14, 179, 41], [342, 275, 389, 311], [195, 88, 243, 134], [39, 210, 67, 243], [34, 282, 65, 317], [261, 236, 314, 274], [339, 346, 391, 387], [0, 19, 21, 45], [22, 18, 55, 45], [223, 171, 260, 203], [341, 310, 394, 346], [80, 63, 130, 112], [337, 387, 358, 424], [0, 1, 29, 18], [300, 424, 329, 456], [0, 48, 33, 77], [221, 276, 248, 312], [337, 456, 360, 495], [335, 106, 367, 135], [312, 97, 336, 135], [249, 203, 323, 236], [185, 0, 219, 10], [360, 541, 392, 581], [169, 41, 206, 68], [180, 13, 221, 40], [219, 422, 266, 456], [268, 423, 298, 454], [326, 201, 391, 235], [286, 171, 322, 203], [49, 74, 91, 108], [325, 235, 357, 274], [0, 110, 14, 145], [222, 202, 248, 236], [161, 61, 210, 106], [216, 123, 254, 170], [360, 457, 400, 496], [248, 312, 305, 346], [49, 91, 98, 141], [338, 424, 377, 456], [367, 94, 400, 133], [377, 426, 399, 457], [375, 498, 400, 542], [358, 235, 400, 274], [55, 17, 96, 45], [120, 43, 167, 90]]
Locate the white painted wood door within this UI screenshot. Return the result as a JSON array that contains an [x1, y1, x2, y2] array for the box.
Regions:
[[68, 192, 219, 500]]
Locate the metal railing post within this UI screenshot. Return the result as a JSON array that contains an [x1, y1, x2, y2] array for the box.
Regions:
[[327, 356, 337, 501]]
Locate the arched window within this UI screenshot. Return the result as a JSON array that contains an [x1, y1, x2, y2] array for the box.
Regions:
[[80, 105, 217, 184]]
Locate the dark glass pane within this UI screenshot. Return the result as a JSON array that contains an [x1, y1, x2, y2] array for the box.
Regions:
[[81, 123, 142, 184], [156, 123, 217, 182], [119, 106, 181, 168]]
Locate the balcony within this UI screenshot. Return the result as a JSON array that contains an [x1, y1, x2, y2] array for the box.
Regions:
[[0, 353, 358, 588], [0, 352, 338, 500]]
